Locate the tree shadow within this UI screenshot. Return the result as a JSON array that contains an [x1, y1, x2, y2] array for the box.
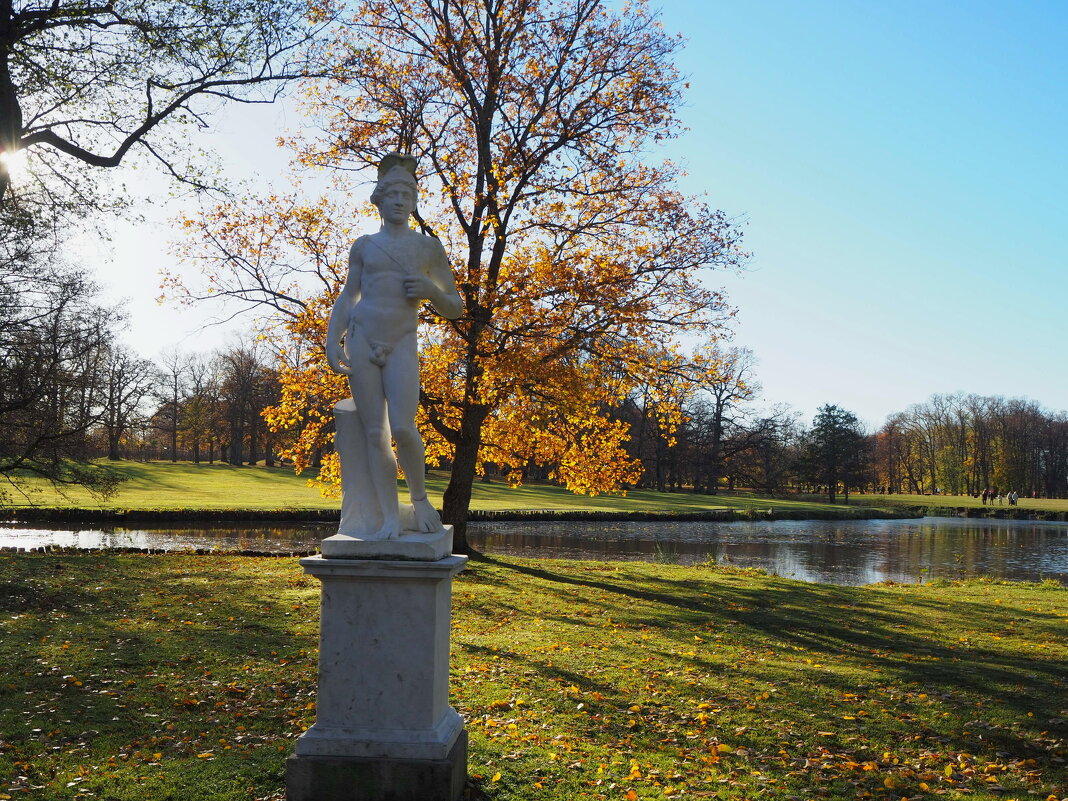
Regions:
[[462, 555, 1068, 767]]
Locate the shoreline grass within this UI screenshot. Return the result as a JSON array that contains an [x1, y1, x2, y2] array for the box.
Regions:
[[0, 553, 1064, 800], [4, 461, 906, 517]]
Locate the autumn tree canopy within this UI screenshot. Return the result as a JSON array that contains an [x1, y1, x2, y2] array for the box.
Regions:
[[177, 0, 748, 549]]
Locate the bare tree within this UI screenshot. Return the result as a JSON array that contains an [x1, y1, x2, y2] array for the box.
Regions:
[[100, 345, 156, 460], [0, 260, 120, 498], [180, 354, 223, 464], [155, 349, 191, 462], [1, 0, 333, 206]]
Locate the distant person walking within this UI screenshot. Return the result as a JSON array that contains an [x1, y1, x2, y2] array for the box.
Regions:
[[981, 488, 988, 505]]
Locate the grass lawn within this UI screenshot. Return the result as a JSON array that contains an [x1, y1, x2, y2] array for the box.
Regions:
[[841, 492, 1068, 515], [0, 553, 1064, 800], [2, 461, 892, 516]]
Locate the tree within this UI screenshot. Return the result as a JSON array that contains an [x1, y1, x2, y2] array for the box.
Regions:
[[687, 346, 759, 494], [154, 349, 191, 462], [0, 257, 120, 499], [215, 340, 277, 466], [803, 404, 868, 503], [727, 409, 802, 494], [100, 345, 155, 460], [179, 354, 223, 464], [0, 0, 330, 207], [177, 0, 746, 549]]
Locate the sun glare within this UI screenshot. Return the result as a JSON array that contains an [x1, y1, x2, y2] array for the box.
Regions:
[[0, 149, 29, 183]]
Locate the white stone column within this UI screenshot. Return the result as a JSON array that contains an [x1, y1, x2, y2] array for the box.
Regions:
[[287, 553, 468, 801]]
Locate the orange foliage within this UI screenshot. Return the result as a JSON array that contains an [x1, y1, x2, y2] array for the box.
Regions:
[[171, 0, 748, 535]]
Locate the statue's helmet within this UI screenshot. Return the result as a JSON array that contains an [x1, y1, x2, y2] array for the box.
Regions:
[[371, 152, 418, 208]]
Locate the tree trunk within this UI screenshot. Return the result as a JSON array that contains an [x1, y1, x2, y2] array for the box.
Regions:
[[441, 404, 490, 554], [247, 414, 259, 465], [229, 413, 243, 465]]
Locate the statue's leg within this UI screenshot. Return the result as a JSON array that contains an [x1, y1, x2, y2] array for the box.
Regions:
[[347, 327, 402, 539], [383, 334, 440, 532]]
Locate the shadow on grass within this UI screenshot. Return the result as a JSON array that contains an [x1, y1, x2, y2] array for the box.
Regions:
[[0, 554, 317, 763], [465, 554, 1067, 765]]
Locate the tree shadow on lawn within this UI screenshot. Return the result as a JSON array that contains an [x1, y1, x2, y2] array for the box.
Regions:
[[466, 556, 1067, 765], [0, 555, 318, 762]]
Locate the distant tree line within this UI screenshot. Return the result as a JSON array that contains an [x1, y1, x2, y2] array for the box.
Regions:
[[0, 276, 288, 499], [622, 384, 1068, 501], [6, 280, 1067, 505], [475, 347, 1068, 502], [109, 343, 284, 467], [873, 394, 1068, 499]]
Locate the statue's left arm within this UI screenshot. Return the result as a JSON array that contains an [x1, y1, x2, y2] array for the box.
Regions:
[[405, 238, 463, 320]]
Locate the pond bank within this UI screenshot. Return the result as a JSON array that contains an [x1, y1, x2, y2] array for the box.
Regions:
[[905, 504, 1068, 521]]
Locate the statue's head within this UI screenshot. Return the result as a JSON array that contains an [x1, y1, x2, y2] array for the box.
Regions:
[[371, 153, 419, 216]]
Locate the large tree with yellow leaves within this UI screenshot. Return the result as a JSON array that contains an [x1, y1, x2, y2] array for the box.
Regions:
[[177, 0, 746, 550]]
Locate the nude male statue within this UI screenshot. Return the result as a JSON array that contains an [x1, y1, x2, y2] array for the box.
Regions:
[[325, 153, 463, 540]]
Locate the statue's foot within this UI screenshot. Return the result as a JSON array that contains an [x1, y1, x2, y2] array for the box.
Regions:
[[412, 496, 441, 533], [373, 518, 401, 540]]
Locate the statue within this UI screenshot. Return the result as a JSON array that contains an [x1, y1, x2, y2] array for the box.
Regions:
[[325, 153, 463, 541]]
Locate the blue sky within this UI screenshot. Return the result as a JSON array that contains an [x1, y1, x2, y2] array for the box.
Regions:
[[96, 0, 1068, 430], [654, 0, 1068, 428]]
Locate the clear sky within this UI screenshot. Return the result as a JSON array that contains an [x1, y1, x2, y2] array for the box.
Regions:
[[91, 0, 1068, 431]]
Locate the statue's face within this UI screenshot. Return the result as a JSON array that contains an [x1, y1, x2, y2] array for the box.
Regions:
[[376, 183, 416, 224]]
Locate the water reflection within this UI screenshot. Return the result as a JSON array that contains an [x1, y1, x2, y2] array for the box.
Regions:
[[0, 517, 1065, 586], [469, 518, 1068, 585]]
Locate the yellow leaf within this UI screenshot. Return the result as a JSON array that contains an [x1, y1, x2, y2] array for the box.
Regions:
[[716, 743, 732, 754], [491, 772, 501, 783], [627, 791, 638, 801]]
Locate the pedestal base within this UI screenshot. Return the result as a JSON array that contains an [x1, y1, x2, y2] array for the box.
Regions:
[[286, 730, 467, 801], [287, 554, 468, 800], [322, 525, 453, 561]]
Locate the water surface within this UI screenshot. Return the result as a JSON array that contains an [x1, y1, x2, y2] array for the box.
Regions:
[[1, 516, 1065, 586]]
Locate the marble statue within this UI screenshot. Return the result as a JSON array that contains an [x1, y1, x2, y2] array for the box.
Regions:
[[325, 153, 463, 541]]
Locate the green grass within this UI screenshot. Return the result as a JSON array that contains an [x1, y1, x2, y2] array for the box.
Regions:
[[2, 461, 886, 516], [1, 553, 1065, 800]]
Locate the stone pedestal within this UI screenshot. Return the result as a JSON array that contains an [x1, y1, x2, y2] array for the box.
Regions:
[[287, 554, 468, 801]]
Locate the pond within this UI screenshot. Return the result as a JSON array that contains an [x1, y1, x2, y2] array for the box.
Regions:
[[2, 516, 1066, 587]]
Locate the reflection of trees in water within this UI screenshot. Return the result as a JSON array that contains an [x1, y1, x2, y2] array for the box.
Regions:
[[888, 522, 1066, 583], [470, 519, 1067, 585], [2, 519, 1065, 586]]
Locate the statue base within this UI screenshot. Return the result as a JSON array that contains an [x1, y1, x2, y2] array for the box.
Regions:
[[286, 731, 467, 801], [322, 524, 453, 561], [287, 554, 468, 801]]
